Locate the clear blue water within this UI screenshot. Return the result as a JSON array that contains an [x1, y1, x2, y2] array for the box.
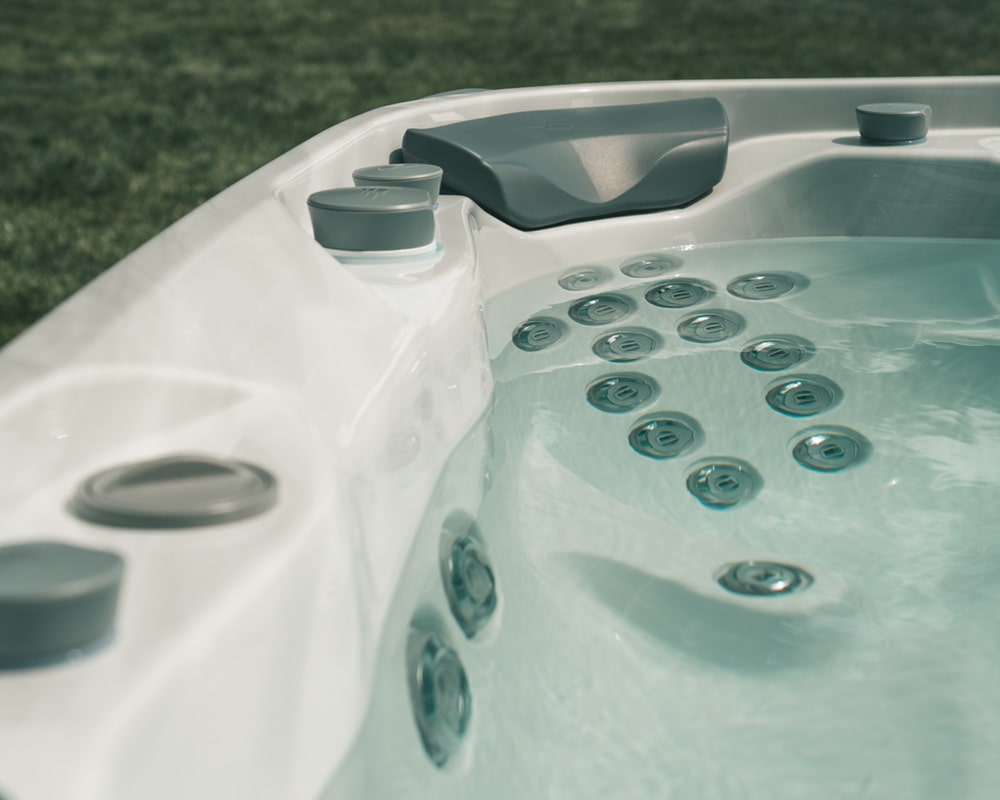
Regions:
[[326, 238, 1000, 799]]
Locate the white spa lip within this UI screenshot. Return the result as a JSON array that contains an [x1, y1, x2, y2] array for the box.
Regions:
[[0, 76, 998, 800]]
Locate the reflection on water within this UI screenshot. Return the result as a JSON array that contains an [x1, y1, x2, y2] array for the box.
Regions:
[[890, 405, 1000, 489]]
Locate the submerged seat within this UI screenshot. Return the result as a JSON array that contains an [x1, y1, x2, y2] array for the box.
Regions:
[[401, 97, 729, 229]]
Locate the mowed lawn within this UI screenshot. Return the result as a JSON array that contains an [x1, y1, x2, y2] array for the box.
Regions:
[[2, 0, 998, 346]]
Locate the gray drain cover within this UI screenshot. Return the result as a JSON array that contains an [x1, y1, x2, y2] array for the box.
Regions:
[[645, 279, 713, 309], [592, 329, 659, 362], [717, 560, 812, 596], [558, 266, 609, 291], [621, 254, 681, 279], [513, 317, 565, 352], [792, 427, 871, 472], [72, 454, 279, 528], [727, 272, 805, 300], [677, 310, 745, 343], [586, 373, 659, 413], [740, 336, 814, 371], [0, 541, 124, 668], [686, 460, 762, 508], [765, 375, 842, 417], [407, 630, 471, 767], [629, 416, 700, 459], [569, 294, 633, 325]]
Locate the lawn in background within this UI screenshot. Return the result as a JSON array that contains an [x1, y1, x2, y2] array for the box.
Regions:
[[2, 0, 997, 346]]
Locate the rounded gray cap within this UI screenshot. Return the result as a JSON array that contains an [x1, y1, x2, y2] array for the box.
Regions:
[[308, 186, 435, 251], [0, 541, 124, 668], [72, 453, 278, 529], [353, 163, 443, 202], [856, 102, 931, 142]]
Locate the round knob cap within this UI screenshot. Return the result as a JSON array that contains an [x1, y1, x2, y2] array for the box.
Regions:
[[856, 102, 931, 143], [72, 453, 278, 528], [352, 163, 443, 203], [307, 186, 435, 251], [0, 541, 124, 668]]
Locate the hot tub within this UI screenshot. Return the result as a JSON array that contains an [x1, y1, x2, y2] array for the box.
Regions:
[[0, 77, 998, 800]]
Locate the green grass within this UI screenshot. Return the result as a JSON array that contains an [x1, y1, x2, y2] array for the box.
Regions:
[[2, 0, 998, 347]]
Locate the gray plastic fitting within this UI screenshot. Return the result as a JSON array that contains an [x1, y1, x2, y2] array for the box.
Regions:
[[72, 453, 278, 528], [307, 186, 436, 252], [353, 164, 443, 203], [856, 103, 932, 143], [0, 541, 124, 668]]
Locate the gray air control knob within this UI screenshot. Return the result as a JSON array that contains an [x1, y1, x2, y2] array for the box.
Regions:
[[856, 102, 932, 143], [0, 541, 124, 668], [308, 186, 436, 252], [72, 453, 278, 529], [352, 163, 444, 204]]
